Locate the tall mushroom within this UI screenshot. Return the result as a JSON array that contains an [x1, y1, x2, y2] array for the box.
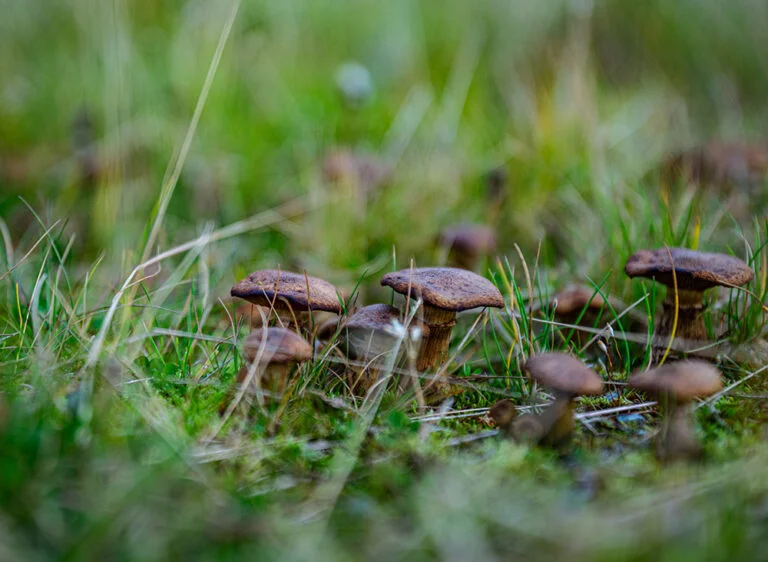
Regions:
[[231, 269, 342, 329], [239, 327, 313, 396], [380, 267, 504, 371], [341, 304, 429, 393], [625, 248, 753, 345], [629, 360, 722, 462], [438, 224, 497, 271], [524, 353, 604, 447]]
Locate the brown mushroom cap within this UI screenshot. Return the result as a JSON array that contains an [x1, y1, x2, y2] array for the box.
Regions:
[[489, 399, 517, 427], [524, 353, 604, 396], [438, 224, 497, 255], [552, 286, 605, 315], [628, 360, 722, 402], [231, 269, 343, 313], [343, 304, 429, 360], [625, 248, 754, 292], [243, 327, 313, 364], [380, 267, 504, 312]]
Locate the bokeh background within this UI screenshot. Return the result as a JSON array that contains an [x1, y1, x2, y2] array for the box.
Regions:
[[2, 1, 768, 560]]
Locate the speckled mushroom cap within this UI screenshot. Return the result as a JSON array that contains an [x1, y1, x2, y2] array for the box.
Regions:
[[343, 304, 429, 359], [243, 327, 313, 364], [380, 267, 504, 312], [438, 224, 497, 255], [231, 269, 342, 313], [524, 353, 604, 396], [629, 360, 722, 402], [346, 304, 429, 335], [625, 248, 754, 291], [553, 286, 605, 315]]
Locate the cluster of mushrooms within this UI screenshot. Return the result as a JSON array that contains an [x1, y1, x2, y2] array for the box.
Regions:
[[227, 240, 754, 462]]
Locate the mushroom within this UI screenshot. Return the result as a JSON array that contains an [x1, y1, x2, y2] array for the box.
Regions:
[[438, 224, 497, 271], [380, 267, 504, 371], [341, 304, 429, 393], [629, 360, 722, 462], [662, 142, 768, 187], [231, 269, 343, 329], [322, 148, 391, 199], [524, 353, 604, 448], [625, 248, 754, 347], [238, 327, 313, 396], [549, 285, 607, 347], [488, 399, 518, 436]]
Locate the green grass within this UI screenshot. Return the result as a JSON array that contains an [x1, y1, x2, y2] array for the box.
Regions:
[[3, 0, 768, 559]]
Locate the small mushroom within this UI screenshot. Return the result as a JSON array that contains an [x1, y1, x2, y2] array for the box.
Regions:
[[72, 108, 100, 189], [629, 360, 722, 462], [524, 353, 604, 448], [231, 269, 342, 328], [625, 248, 754, 347], [380, 267, 504, 371], [438, 224, 497, 271], [238, 327, 313, 396], [550, 286, 606, 347], [322, 148, 391, 199], [486, 166, 508, 207], [315, 316, 343, 342], [489, 399, 518, 436], [662, 142, 768, 187], [341, 304, 429, 393]]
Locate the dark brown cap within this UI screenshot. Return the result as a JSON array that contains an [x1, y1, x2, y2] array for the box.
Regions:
[[438, 224, 497, 255], [552, 286, 605, 315], [524, 353, 604, 396], [243, 327, 313, 364], [380, 267, 504, 312], [231, 269, 343, 313], [489, 399, 517, 427], [628, 360, 722, 402], [343, 304, 429, 360], [625, 248, 754, 292]]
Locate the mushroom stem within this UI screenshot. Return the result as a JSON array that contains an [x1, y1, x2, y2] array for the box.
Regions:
[[348, 365, 381, 394], [536, 395, 576, 447], [510, 414, 545, 443], [416, 304, 457, 371], [658, 288, 708, 341], [655, 402, 701, 462], [237, 363, 293, 396], [448, 251, 478, 271]]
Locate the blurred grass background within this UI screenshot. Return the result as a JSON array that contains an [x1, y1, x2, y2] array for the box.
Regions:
[[2, 0, 768, 560]]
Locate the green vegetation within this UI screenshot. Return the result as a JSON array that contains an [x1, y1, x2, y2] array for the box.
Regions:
[[2, 0, 768, 559]]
